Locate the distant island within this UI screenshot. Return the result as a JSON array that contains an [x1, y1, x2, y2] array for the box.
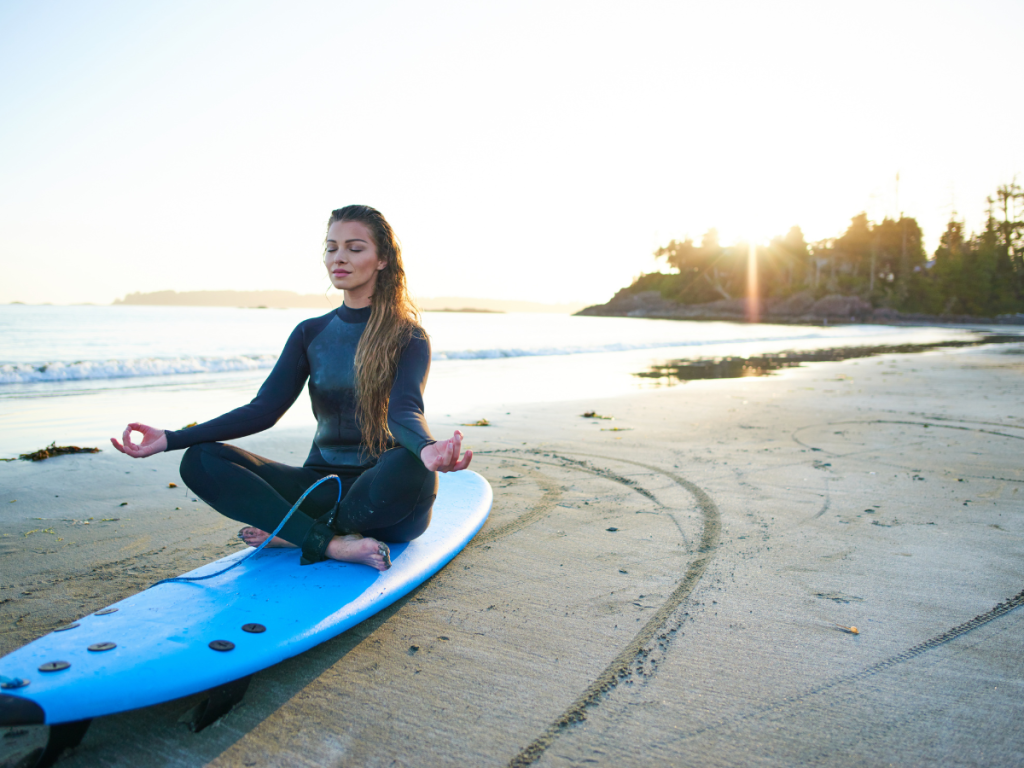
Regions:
[[112, 290, 585, 314], [427, 307, 503, 313], [417, 297, 585, 314], [113, 290, 336, 309]]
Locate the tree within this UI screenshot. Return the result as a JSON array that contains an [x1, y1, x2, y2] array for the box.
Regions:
[[639, 184, 1022, 316], [654, 238, 698, 272], [834, 213, 872, 279], [768, 226, 810, 293], [990, 181, 1024, 308]]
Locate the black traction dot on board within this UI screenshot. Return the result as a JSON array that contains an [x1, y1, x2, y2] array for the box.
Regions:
[[242, 623, 266, 633], [88, 642, 117, 652], [209, 640, 235, 652], [94, 608, 119, 616], [39, 661, 70, 672], [53, 623, 80, 632]]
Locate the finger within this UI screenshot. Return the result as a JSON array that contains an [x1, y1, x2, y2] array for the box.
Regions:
[[442, 438, 455, 470], [110, 438, 125, 454], [453, 449, 472, 471], [448, 433, 465, 470], [423, 443, 440, 472], [449, 431, 464, 471], [122, 426, 135, 450]]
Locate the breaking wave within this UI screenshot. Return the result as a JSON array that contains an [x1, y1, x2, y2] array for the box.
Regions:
[[0, 332, 834, 384]]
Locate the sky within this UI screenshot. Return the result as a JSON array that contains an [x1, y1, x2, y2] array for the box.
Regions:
[[1, 0, 1022, 306]]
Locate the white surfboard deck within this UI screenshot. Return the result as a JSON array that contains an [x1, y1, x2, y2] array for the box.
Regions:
[[0, 470, 491, 725]]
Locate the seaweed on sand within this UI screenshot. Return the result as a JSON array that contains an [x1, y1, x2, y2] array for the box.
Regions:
[[19, 442, 101, 462]]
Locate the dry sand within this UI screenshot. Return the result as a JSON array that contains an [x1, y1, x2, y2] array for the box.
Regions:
[[2, 341, 1023, 767]]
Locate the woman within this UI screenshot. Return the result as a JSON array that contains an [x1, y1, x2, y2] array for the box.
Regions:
[[111, 205, 471, 571]]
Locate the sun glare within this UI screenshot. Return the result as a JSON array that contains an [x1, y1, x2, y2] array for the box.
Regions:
[[746, 238, 760, 324]]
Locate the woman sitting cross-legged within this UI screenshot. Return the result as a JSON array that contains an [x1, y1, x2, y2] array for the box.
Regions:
[[111, 204, 471, 570]]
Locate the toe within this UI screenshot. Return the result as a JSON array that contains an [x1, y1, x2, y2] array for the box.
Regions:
[[378, 543, 392, 569]]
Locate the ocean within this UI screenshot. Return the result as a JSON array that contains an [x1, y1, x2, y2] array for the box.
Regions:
[[0, 304, 975, 456]]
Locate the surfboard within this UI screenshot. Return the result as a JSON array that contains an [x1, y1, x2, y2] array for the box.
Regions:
[[0, 470, 491, 764]]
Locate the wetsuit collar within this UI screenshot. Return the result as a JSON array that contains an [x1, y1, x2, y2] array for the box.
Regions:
[[337, 303, 372, 324]]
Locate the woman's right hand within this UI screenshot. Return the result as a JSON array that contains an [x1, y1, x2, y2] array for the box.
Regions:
[[111, 422, 168, 459]]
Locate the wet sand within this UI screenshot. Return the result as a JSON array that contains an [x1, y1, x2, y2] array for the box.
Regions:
[[2, 341, 1023, 767]]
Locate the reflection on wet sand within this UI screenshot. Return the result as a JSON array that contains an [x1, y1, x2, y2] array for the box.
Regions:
[[636, 334, 1022, 385]]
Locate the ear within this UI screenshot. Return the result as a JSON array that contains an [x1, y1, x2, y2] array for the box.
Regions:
[[376, 258, 387, 272]]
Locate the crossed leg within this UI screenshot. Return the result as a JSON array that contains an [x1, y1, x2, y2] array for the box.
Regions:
[[238, 528, 390, 570], [180, 442, 435, 571]]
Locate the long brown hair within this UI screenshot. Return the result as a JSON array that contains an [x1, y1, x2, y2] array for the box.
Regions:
[[327, 205, 421, 457]]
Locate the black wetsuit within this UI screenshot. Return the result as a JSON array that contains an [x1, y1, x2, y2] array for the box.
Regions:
[[165, 303, 438, 562]]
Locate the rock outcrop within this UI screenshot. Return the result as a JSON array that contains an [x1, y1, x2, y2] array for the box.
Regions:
[[577, 290, 1023, 325]]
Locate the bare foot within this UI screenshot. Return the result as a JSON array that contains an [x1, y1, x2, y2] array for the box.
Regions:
[[325, 535, 391, 571], [238, 527, 297, 549]]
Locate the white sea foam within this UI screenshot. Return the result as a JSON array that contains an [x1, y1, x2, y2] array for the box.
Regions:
[[0, 329, 940, 384], [0, 305, 983, 455], [430, 333, 826, 360], [0, 355, 279, 384], [1, 336, 783, 384], [0, 304, 972, 387]]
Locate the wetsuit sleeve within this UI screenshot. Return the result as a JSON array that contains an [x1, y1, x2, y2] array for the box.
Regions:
[[163, 324, 311, 451], [388, 330, 435, 457]]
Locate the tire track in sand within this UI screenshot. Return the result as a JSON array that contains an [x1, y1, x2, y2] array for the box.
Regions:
[[498, 450, 721, 768], [471, 464, 564, 546], [668, 588, 1024, 743], [791, 419, 1024, 484]]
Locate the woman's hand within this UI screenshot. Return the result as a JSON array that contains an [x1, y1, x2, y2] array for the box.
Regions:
[[420, 430, 473, 473], [111, 423, 168, 459]]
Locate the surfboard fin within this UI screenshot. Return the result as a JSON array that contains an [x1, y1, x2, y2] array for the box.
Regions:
[[34, 720, 91, 768], [180, 675, 252, 733], [0, 718, 91, 768]]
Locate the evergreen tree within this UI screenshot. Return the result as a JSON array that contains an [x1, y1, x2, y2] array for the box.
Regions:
[[990, 182, 1024, 311], [835, 213, 872, 282]]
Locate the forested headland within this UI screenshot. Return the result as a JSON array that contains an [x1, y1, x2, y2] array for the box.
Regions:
[[581, 183, 1024, 323]]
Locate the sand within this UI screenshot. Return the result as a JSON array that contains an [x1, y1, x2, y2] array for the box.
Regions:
[[2, 341, 1023, 767]]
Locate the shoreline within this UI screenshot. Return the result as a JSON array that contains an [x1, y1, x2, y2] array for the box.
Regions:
[[2, 328, 1018, 460], [577, 289, 1024, 328], [1, 341, 1023, 765]]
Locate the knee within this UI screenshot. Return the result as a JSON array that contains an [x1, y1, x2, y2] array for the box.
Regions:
[[417, 466, 439, 504], [368, 448, 435, 506], [179, 443, 214, 490], [381, 447, 427, 473]]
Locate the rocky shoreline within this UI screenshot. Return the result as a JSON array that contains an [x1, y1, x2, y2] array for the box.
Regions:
[[577, 289, 1024, 326]]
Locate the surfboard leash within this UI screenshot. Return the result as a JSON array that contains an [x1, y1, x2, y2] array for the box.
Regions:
[[148, 474, 343, 589]]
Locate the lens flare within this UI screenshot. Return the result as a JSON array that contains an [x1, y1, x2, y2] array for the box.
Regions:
[[746, 239, 760, 323]]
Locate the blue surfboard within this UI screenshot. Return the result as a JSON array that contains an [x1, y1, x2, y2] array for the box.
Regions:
[[0, 470, 491, 764]]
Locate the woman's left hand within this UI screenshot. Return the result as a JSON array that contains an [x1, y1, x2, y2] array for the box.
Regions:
[[420, 430, 473, 473]]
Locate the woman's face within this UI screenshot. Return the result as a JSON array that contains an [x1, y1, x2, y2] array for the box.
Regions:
[[324, 220, 386, 305]]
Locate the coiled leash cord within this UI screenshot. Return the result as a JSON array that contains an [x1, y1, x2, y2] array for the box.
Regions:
[[149, 474, 342, 589]]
